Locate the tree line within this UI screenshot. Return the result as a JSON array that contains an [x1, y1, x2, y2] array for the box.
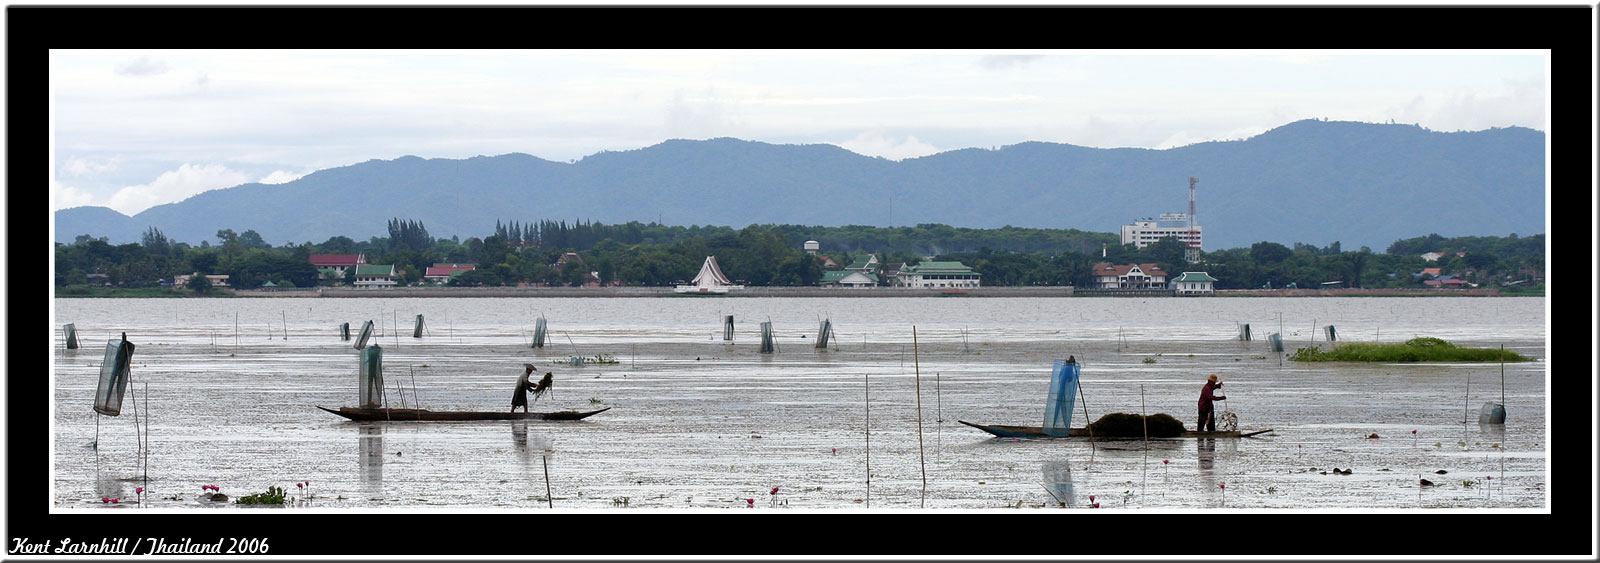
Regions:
[[55, 220, 1544, 292]]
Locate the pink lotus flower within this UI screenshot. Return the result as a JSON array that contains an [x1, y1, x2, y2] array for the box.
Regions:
[[135, 487, 144, 494], [1163, 459, 1170, 465], [771, 487, 779, 495], [101, 497, 109, 503], [297, 482, 304, 488], [1219, 483, 1226, 489], [746, 498, 754, 507], [1091, 502, 1100, 508], [110, 499, 119, 504], [1089, 495, 1095, 502]]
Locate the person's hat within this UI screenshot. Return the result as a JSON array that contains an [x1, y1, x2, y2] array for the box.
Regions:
[[1207, 374, 1219, 382], [523, 363, 536, 370]]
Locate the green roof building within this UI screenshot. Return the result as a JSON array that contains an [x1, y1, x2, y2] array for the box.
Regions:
[[1169, 271, 1218, 294], [898, 261, 980, 289]]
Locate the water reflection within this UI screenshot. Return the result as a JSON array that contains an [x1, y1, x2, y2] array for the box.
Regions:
[[1041, 459, 1074, 507], [358, 424, 383, 493]]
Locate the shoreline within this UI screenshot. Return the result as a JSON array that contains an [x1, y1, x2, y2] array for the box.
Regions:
[[58, 286, 1511, 298]]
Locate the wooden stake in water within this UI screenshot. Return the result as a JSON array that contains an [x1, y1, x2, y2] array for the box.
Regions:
[[912, 326, 927, 508], [864, 371, 870, 508]]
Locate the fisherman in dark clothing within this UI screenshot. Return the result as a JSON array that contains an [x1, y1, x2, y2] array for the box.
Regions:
[[511, 363, 536, 413], [1197, 374, 1227, 432]]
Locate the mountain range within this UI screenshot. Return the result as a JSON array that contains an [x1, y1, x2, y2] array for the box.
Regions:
[[53, 119, 1546, 252]]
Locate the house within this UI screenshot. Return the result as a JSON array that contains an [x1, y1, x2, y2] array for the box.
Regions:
[[1417, 267, 1442, 278], [1420, 252, 1443, 262], [85, 273, 111, 286], [1090, 263, 1168, 289], [174, 273, 229, 287], [815, 255, 841, 269], [844, 254, 880, 273], [424, 263, 476, 284], [553, 252, 584, 269], [353, 265, 397, 289], [898, 261, 981, 289], [880, 262, 906, 287], [309, 254, 367, 278], [1169, 271, 1218, 294], [821, 270, 878, 288]]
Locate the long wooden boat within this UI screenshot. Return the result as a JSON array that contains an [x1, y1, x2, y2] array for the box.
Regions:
[[318, 406, 610, 422], [958, 420, 1271, 439]]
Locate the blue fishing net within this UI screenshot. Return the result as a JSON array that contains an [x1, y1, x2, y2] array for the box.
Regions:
[[1042, 359, 1079, 437]]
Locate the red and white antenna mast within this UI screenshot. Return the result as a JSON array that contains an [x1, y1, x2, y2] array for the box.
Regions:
[[1187, 177, 1198, 248]]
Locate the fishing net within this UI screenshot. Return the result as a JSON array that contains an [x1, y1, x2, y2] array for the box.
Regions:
[[413, 315, 425, 338], [93, 337, 134, 416], [359, 345, 384, 408], [532, 318, 548, 348], [1217, 411, 1239, 432], [815, 319, 833, 349], [1041, 359, 1079, 437], [354, 320, 374, 350], [340, 322, 351, 341], [1268, 332, 1284, 352], [759, 322, 775, 354], [65, 323, 79, 349], [1478, 402, 1506, 424], [1324, 325, 1338, 342], [1238, 323, 1251, 341], [723, 315, 734, 341]]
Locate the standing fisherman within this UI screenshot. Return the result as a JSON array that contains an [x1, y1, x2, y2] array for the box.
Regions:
[[511, 363, 536, 413], [1197, 374, 1227, 432]]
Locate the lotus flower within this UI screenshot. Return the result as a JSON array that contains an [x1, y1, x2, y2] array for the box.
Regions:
[[746, 498, 754, 507], [297, 482, 304, 489], [771, 487, 779, 495], [136, 487, 144, 494], [1091, 502, 1100, 508]]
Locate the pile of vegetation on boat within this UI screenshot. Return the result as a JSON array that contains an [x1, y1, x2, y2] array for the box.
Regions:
[[1289, 337, 1532, 363], [1084, 412, 1186, 438]]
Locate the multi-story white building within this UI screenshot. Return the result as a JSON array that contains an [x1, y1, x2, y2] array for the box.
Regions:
[[898, 261, 981, 289], [1120, 213, 1202, 250]]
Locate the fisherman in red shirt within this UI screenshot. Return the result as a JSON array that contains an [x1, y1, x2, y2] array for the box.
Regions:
[[1197, 374, 1227, 432]]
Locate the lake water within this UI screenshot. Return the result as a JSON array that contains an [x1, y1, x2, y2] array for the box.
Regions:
[[50, 296, 1548, 512]]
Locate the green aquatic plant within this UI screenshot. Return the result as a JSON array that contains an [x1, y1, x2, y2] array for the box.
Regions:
[[1142, 357, 1157, 364], [1084, 412, 1186, 438], [236, 485, 287, 505], [1290, 337, 1532, 363]]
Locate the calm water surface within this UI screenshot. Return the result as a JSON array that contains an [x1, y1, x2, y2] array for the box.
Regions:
[[50, 296, 1548, 511]]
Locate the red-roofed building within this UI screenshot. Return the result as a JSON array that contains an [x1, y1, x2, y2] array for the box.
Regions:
[[424, 264, 476, 283], [1090, 263, 1168, 289], [309, 254, 367, 278]]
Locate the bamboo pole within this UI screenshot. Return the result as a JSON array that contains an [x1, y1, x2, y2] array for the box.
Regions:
[[913, 326, 926, 508], [864, 371, 870, 509]]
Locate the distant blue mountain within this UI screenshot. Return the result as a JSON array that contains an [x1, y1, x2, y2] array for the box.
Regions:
[[53, 119, 1546, 251]]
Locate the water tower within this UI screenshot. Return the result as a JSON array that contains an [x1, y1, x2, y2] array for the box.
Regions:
[[804, 240, 819, 254]]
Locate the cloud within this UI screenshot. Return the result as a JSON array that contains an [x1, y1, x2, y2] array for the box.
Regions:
[[114, 56, 170, 77], [838, 130, 943, 161], [258, 170, 309, 184], [105, 163, 249, 215], [61, 156, 120, 177], [51, 181, 99, 211], [977, 55, 1045, 70]]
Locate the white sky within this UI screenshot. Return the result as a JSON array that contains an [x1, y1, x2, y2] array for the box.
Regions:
[[49, 49, 1550, 216]]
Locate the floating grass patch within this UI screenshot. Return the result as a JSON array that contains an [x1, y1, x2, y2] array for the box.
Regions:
[[1289, 337, 1532, 363], [1084, 412, 1186, 438]]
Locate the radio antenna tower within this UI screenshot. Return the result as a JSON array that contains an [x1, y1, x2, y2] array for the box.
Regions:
[[1186, 177, 1200, 262]]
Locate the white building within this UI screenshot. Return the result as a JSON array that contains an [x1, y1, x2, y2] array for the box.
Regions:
[[897, 261, 981, 289], [1120, 213, 1202, 250], [1169, 271, 1218, 294]]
